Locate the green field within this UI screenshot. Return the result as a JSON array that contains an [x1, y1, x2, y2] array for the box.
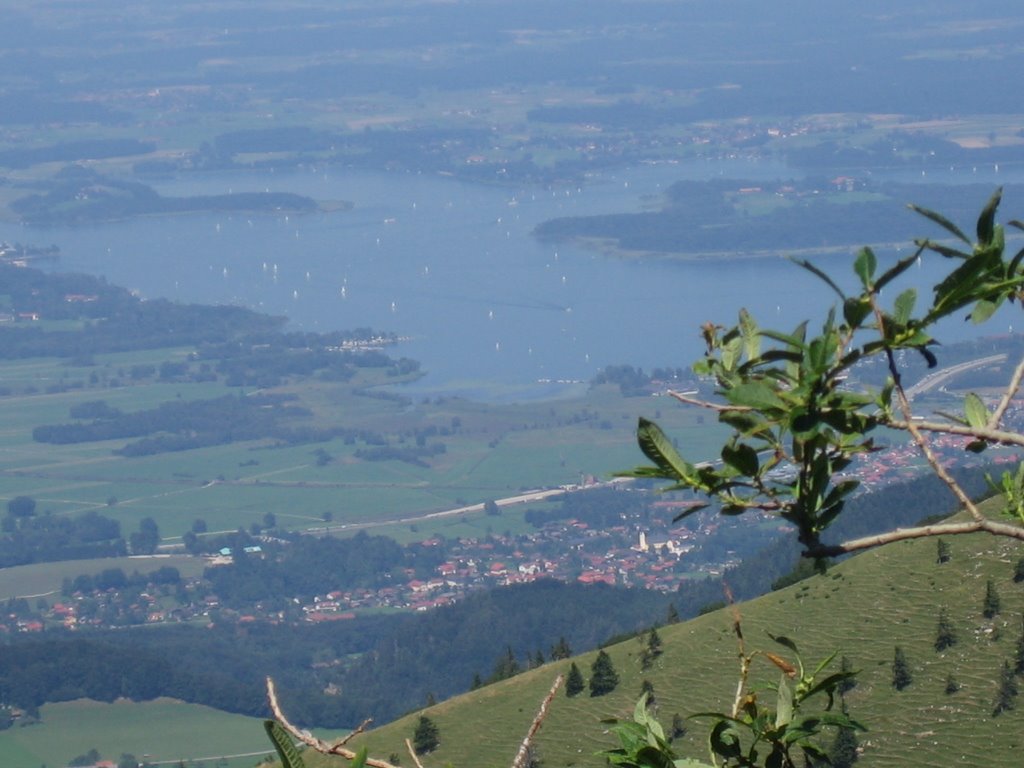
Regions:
[[0, 554, 205, 600], [0, 348, 724, 544], [0, 699, 277, 768], [339, 502, 1024, 768]]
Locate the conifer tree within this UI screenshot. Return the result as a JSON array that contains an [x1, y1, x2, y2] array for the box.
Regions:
[[666, 603, 680, 624], [565, 662, 584, 697], [984, 579, 1002, 619], [641, 627, 664, 670], [993, 660, 1018, 716], [589, 649, 619, 697], [670, 713, 686, 742], [838, 656, 856, 695], [936, 538, 951, 564], [1014, 616, 1024, 676], [892, 646, 912, 691], [935, 607, 956, 651], [829, 698, 858, 768], [640, 678, 656, 708], [1014, 557, 1024, 583], [490, 646, 520, 682], [944, 672, 960, 695], [550, 636, 572, 660], [413, 715, 440, 754]]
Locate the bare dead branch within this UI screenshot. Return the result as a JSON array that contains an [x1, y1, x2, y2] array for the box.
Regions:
[[266, 676, 401, 768], [989, 354, 1024, 429], [668, 390, 751, 412], [886, 418, 1024, 448], [337, 720, 373, 747], [405, 738, 426, 768], [511, 675, 564, 768]]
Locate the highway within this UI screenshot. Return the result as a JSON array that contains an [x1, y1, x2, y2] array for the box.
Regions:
[[904, 353, 1008, 400]]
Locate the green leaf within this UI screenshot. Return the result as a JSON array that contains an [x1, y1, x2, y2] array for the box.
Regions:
[[964, 392, 988, 429], [719, 410, 769, 435], [775, 676, 794, 728], [351, 747, 368, 768], [264, 720, 306, 768], [908, 203, 971, 245], [721, 443, 760, 476], [739, 308, 761, 361], [725, 381, 787, 411], [761, 324, 809, 350], [875, 249, 925, 292], [976, 187, 1002, 246], [708, 720, 743, 760], [636, 418, 694, 482], [920, 239, 971, 259], [853, 247, 877, 289], [790, 258, 845, 300], [768, 633, 799, 654], [893, 288, 916, 326], [969, 297, 1001, 324], [672, 503, 709, 522], [842, 296, 872, 329]]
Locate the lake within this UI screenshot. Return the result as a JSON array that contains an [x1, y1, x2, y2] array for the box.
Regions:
[[0, 158, 1016, 400]]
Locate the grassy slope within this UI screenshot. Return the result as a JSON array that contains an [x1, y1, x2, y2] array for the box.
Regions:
[[333, 515, 1024, 768]]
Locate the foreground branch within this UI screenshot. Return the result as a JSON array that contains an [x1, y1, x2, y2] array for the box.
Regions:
[[807, 517, 1024, 558], [668, 390, 750, 412], [511, 675, 564, 768], [267, 677, 400, 768], [989, 355, 1024, 429], [268, 674, 565, 768], [886, 418, 1024, 449]]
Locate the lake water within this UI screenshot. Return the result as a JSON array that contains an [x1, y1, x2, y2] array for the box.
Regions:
[[0, 158, 1018, 400]]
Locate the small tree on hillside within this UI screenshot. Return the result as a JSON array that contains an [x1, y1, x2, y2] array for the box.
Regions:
[[936, 538, 951, 564], [549, 636, 572, 660], [892, 646, 912, 691], [589, 650, 619, 697], [641, 627, 663, 670], [838, 656, 856, 695], [945, 672, 961, 695], [413, 715, 440, 754], [1014, 616, 1024, 676], [640, 678, 656, 708], [565, 662, 584, 697], [935, 607, 957, 651], [984, 579, 1002, 619], [994, 661, 1018, 716], [7, 495, 35, 518]]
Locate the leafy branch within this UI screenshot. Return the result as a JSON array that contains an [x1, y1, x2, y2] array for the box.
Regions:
[[604, 605, 860, 768], [621, 188, 1024, 558]]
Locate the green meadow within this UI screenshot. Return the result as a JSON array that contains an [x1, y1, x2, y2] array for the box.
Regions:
[[0, 698, 278, 768], [0, 555, 205, 600], [0, 350, 724, 544]]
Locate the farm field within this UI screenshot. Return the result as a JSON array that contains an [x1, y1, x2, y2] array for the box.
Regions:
[[0, 554, 205, 600], [0, 698, 282, 768], [0, 349, 723, 544]]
